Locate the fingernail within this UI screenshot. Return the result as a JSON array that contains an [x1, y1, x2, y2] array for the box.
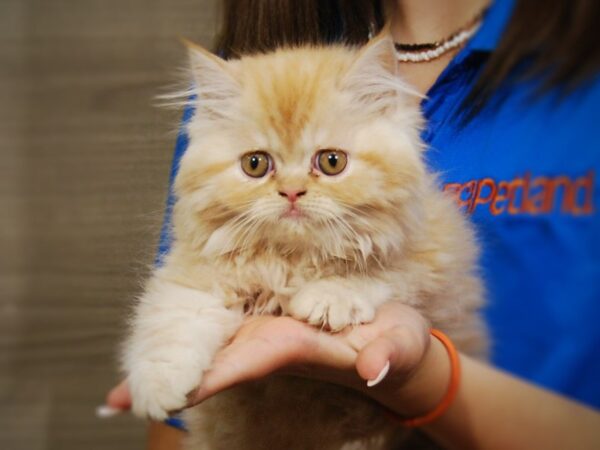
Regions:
[[96, 405, 124, 418], [367, 361, 390, 387]]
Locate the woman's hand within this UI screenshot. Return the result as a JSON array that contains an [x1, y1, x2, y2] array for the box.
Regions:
[[106, 302, 600, 450], [192, 301, 433, 406], [106, 302, 438, 417]]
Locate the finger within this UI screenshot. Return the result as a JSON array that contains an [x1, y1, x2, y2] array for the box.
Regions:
[[355, 324, 429, 385], [343, 302, 428, 353], [106, 380, 132, 409], [191, 323, 312, 403]]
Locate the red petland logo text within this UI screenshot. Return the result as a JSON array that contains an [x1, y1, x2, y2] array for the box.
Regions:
[[443, 171, 595, 216]]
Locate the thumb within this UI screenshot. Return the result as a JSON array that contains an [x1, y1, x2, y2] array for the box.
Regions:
[[106, 380, 132, 409], [355, 324, 430, 387]]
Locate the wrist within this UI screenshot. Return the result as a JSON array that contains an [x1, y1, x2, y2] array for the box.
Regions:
[[370, 332, 453, 419]]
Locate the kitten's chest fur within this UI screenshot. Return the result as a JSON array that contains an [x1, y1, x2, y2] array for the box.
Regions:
[[212, 253, 350, 314]]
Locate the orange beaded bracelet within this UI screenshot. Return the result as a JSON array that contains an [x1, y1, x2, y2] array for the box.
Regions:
[[392, 328, 461, 428]]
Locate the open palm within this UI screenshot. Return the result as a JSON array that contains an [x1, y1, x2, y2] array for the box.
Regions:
[[107, 302, 430, 414]]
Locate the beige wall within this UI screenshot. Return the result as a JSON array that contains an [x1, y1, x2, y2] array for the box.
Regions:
[[0, 1, 218, 448]]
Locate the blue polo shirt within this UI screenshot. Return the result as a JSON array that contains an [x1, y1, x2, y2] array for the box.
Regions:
[[159, 0, 600, 412], [421, 0, 600, 410]]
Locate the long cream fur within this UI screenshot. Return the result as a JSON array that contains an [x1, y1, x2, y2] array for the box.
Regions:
[[123, 35, 487, 450]]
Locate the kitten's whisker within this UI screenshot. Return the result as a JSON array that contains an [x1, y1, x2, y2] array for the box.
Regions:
[[330, 214, 369, 273], [318, 212, 363, 271], [228, 206, 280, 256], [227, 214, 263, 253], [213, 208, 271, 261], [336, 202, 395, 238]]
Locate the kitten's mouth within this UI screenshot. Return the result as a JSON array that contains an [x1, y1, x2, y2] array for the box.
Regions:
[[281, 205, 304, 219]]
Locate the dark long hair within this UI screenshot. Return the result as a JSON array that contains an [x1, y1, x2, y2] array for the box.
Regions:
[[214, 0, 600, 116]]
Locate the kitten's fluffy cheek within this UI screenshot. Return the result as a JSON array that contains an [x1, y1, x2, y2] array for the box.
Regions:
[[201, 225, 236, 257], [317, 169, 388, 207], [187, 172, 274, 216], [222, 169, 275, 197]]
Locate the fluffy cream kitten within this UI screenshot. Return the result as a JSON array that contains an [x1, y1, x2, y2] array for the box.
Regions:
[[123, 35, 487, 450]]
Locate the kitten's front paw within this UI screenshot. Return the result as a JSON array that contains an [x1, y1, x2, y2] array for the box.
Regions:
[[128, 361, 201, 421], [288, 281, 375, 331]]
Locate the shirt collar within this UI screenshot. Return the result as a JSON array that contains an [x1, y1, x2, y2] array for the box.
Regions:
[[467, 0, 516, 52]]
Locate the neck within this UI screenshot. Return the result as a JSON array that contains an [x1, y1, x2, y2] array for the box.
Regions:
[[389, 0, 489, 44]]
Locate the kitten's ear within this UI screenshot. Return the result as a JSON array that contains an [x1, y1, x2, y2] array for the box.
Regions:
[[342, 29, 420, 112], [349, 27, 398, 77], [182, 38, 240, 117]]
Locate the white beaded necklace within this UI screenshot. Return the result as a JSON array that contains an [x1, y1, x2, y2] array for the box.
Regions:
[[394, 8, 486, 63]]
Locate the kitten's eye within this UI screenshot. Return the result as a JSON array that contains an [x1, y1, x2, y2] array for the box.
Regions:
[[315, 149, 348, 176], [241, 151, 272, 178]]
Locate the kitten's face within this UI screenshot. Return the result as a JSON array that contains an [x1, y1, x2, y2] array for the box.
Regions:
[[174, 37, 426, 261]]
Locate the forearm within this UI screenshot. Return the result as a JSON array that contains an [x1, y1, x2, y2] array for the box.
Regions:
[[379, 337, 600, 450], [431, 355, 600, 450]]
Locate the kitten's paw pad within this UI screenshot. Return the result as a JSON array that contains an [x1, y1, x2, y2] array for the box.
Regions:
[[128, 362, 200, 421], [288, 283, 375, 331]]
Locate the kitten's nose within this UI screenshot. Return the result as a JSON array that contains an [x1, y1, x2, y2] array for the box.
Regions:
[[278, 189, 307, 203]]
